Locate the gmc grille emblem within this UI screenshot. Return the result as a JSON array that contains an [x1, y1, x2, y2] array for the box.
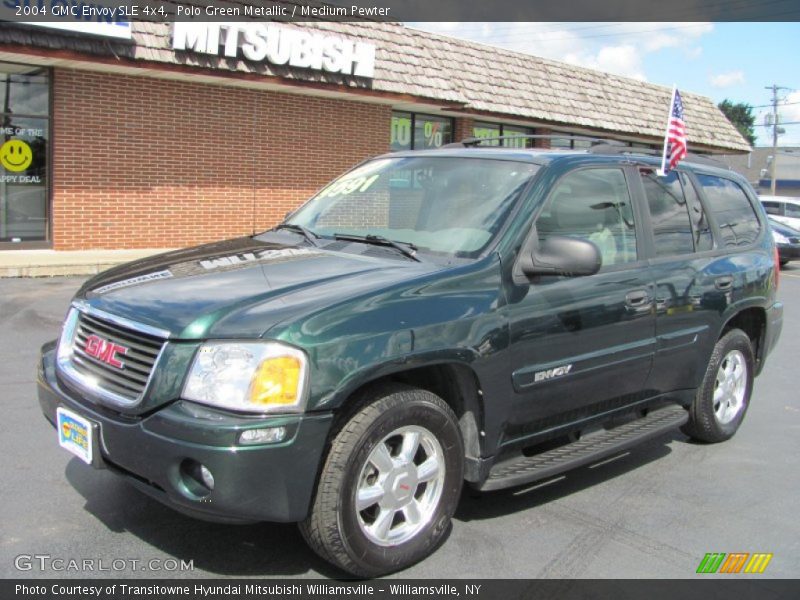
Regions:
[[83, 334, 128, 369]]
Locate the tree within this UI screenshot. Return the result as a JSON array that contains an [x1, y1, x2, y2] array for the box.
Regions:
[[718, 99, 757, 146]]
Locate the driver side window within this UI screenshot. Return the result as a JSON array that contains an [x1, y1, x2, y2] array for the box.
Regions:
[[536, 168, 637, 266]]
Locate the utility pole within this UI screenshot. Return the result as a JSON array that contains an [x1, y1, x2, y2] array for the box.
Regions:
[[766, 84, 790, 195]]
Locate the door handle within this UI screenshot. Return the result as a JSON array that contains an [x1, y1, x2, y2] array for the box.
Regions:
[[625, 290, 651, 308], [715, 276, 734, 291]]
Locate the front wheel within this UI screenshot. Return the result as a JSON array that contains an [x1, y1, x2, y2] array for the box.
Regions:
[[682, 328, 754, 443], [300, 384, 464, 577]]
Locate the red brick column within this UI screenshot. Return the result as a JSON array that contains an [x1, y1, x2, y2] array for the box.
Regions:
[[535, 127, 552, 149], [454, 117, 475, 143]]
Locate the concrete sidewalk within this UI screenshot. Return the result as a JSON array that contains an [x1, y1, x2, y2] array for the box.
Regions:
[[0, 249, 171, 277]]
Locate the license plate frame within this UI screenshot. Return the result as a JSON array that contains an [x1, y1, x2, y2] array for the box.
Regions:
[[57, 407, 98, 466]]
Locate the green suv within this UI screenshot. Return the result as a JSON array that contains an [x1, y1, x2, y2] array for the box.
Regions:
[[38, 141, 783, 576]]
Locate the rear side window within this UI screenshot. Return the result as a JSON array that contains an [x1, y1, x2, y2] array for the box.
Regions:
[[785, 204, 800, 218], [640, 169, 694, 256], [696, 175, 761, 247], [762, 201, 783, 216]]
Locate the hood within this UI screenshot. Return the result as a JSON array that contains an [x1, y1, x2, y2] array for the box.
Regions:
[[769, 219, 800, 237], [76, 236, 440, 339]]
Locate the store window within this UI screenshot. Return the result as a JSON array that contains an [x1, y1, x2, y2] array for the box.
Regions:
[[472, 122, 534, 148], [390, 112, 453, 151], [1, 62, 49, 246], [551, 132, 656, 151]]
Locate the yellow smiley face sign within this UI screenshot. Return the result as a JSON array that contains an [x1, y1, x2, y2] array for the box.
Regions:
[[0, 139, 33, 172]]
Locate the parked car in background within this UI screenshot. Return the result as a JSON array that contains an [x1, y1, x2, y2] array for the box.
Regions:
[[769, 217, 800, 266], [760, 195, 800, 230]]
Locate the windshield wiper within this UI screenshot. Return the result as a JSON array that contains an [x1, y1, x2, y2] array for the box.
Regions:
[[333, 233, 421, 262], [274, 223, 319, 246]]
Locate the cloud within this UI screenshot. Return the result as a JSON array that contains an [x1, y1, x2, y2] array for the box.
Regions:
[[408, 22, 714, 82], [710, 71, 746, 88], [564, 45, 647, 81], [684, 46, 703, 60]]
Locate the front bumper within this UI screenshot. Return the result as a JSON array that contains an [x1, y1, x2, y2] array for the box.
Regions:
[[38, 343, 332, 524]]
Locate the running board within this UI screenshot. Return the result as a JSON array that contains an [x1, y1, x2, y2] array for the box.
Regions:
[[480, 404, 688, 491]]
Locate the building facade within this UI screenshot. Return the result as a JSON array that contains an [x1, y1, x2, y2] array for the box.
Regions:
[[0, 19, 750, 251]]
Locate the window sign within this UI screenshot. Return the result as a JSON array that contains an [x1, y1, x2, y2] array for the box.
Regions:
[[503, 125, 534, 148], [414, 115, 452, 150], [473, 122, 501, 146], [391, 112, 453, 151], [0, 63, 49, 245], [473, 122, 533, 147], [391, 112, 412, 152]]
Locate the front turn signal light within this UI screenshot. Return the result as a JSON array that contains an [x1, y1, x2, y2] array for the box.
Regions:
[[250, 355, 303, 406]]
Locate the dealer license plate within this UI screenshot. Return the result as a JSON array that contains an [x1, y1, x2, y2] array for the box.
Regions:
[[57, 407, 94, 465]]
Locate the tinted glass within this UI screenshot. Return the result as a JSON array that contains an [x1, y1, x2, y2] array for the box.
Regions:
[[761, 201, 782, 216], [1, 63, 49, 244], [640, 169, 694, 256], [503, 125, 534, 148], [473, 122, 501, 146], [537, 168, 637, 266], [680, 172, 713, 251], [696, 174, 761, 247], [785, 204, 800, 218], [413, 115, 452, 150], [0, 65, 48, 116]]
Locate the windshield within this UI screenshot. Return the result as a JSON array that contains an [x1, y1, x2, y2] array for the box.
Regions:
[[286, 157, 539, 258]]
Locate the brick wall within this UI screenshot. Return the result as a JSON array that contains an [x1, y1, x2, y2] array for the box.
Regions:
[[52, 69, 391, 250], [454, 117, 475, 143]]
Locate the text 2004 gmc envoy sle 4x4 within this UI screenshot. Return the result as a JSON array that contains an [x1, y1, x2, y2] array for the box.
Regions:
[[39, 139, 783, 576]]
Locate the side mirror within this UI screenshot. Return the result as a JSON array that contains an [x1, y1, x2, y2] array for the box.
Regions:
[[520, 235, 602, 277]]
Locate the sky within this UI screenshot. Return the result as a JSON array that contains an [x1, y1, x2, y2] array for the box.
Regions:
[[409, 22, 800, 147]]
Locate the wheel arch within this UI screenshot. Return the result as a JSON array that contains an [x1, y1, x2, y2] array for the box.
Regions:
[[328, 361, 486, 482], [720, 306, 767, 375]]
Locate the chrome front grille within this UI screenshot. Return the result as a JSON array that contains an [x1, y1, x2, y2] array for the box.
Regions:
[[58, 306, 168, 407]]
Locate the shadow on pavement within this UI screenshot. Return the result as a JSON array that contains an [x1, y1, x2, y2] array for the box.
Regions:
[[64, 461, 343, 578], [455, 431, 685, 522]]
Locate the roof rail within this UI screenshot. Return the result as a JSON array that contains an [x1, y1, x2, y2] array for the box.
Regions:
[[445, 134, 732, 169], [445, 134, 622, 148]]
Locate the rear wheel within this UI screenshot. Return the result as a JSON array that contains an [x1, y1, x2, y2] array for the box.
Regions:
[[300, 384, 464, 577], [682, 328, 754, 443]]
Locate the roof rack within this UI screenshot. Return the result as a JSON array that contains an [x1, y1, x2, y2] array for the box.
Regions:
[[445, 134, 731, 169]]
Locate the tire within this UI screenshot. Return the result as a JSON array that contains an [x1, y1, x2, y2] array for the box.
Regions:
[[299, 383, 464, 577], [780, 260, 789, 267], [681, 328, 754, 443]]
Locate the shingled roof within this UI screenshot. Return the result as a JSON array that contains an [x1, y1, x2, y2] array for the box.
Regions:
[[0, 19, 750, 152]]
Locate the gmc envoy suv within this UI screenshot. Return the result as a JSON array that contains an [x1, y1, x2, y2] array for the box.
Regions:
[[39, 139, 783, 576]]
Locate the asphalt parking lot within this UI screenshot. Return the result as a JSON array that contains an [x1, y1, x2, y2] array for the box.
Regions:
[[1, 271, 798, 580]]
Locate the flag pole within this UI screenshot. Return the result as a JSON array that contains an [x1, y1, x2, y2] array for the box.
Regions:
[[659, 85, 677, 176]]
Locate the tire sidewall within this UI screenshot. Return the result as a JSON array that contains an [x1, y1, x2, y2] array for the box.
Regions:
[[700, 330, 754, 440], [337, 396, 463, 576]]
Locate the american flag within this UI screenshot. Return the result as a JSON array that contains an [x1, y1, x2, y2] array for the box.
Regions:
[[661, 88, 687, 174]]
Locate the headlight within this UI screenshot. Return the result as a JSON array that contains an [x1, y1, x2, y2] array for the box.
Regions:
[[182, 342, 309, 414], [773, 230, 790, 244]]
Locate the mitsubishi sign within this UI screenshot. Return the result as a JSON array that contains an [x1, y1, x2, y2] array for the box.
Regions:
[[172, 23, 376, 79]]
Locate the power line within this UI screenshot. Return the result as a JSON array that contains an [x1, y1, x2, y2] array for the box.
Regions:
[[750, 101, 800, 109]]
